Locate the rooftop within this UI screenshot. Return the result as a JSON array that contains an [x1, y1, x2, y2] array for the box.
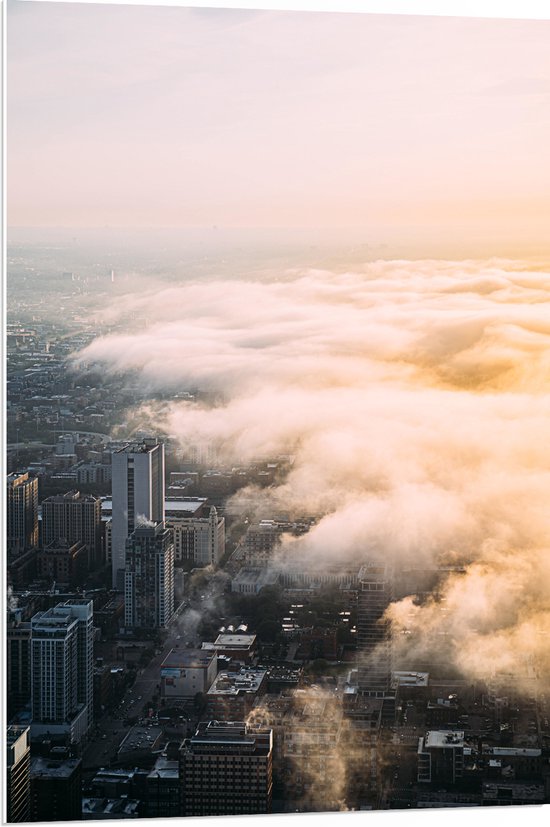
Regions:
[[161, 648, 215, 670], [31, 757, 81, 779], [424, 730, 465, 749], [208, 668, 267, 697]]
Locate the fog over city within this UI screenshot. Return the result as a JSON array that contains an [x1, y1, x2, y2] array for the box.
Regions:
[[76, 256, 550, 694]]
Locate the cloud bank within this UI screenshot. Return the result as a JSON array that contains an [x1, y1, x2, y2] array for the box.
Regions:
[[75, 257, 550, 692]]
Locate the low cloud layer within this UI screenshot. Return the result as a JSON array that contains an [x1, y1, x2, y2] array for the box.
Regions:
[[76, 258, 550, 692]]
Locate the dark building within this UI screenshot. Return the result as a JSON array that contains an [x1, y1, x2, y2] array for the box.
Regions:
[[7, 726, 31, 823], [124, 523, 174, 629], [30, 757, 82, 822], [7, 472, 39, 553], [145, 757, 181, 818], [357, 562, 393, 697], [7, 610, 31, 718], [180, 721, 273, 816], [41, 490, 102, 565], [7, 548, 38, 589], [36, 540, 88, 587]]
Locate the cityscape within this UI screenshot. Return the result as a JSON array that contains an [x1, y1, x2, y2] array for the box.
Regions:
[[5, 1, 550, 824]]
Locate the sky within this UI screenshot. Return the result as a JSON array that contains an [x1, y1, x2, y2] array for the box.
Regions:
[[7, 1, 550, 250]]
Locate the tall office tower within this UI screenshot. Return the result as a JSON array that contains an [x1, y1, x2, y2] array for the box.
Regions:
[[7, 609, 32, 718], [41, 490, 102, 564], [30, 599, 94, 741], [180, 722, 273, 816], [168, 506, 225, 567], [111, 439, 165, 588], [357, 562, 394, 697], [124, 523, 174, 629], [7, 472, 39, 553], [7, 726, 31, 823]]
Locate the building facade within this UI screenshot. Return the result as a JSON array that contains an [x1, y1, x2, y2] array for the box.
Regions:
[[111, 439, 165, 588], [168, 506, 225, 567], [7, 726, 31, 823], [30, 757, 83, 822], [180, 722, 273, 816], [41, 490, 102, 564], [124, 523, 174, 629], [7, 610, 32, 718], [7, 472, 39, 553], [357, 562, 394, 698], [30, 599, 94, 740]]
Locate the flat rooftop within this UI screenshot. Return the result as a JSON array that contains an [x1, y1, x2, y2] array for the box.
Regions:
[[208, 668, 267, 697], [101, 497, 206, 516], [424, 730, 465, 749], [214, 634, 256, 648], [31, 757, 81, 779], [161, 648, 215, 669]]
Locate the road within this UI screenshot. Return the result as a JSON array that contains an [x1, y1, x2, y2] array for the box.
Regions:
[[82, 579, 226, 773]]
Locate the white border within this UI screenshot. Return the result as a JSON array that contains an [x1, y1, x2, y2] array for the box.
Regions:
[[2, 2, 550, 827]]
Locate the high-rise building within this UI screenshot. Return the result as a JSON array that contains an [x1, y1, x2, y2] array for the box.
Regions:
[[7, 726, 31, 823], [30, 599, 94, 741], [7, 472, 39, 553], [357, 562, 393, 698], [168, 506, 225, 567], [111, 439, 165, 588], [7, 609, 32, 718], [180, 722, 273, 816], [124, 523, 174, 629], [41, 490, 102, 564]]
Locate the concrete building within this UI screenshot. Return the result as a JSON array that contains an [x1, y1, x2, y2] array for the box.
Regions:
[[30, 757, 83, 822], [6, 726, 31, 823], [168, 506, 225, 567], [160, 648, 217, 699], [242, 520, 284, 564], [357, 562, 393, 698], [41, 490, 102, 563], [7, 472, 39, 552], [30, 599, 94, 740], [36, 539, 88, 587], [180, 721, 273, 816], [417, 730, 465, 785], [124, 523, 174, 629], [206, 667, 267, 721], [201, 633, 257, 664], [231, 566, 279, 594], [111, 439, 165, 588]]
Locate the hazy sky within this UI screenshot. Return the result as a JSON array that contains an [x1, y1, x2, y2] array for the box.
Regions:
[[7, 2, 550, 245]]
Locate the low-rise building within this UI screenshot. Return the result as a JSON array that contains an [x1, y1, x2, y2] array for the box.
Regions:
[[417, 730, 465, 785], [82, 797, 141, 819], [201, 633, 257, 664], [160, 648, 218, 699], [30, 757, 83, 823], [207, 667, 268, 721]]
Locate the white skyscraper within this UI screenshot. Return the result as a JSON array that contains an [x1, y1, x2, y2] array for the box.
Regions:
[[111, 439, 165, 588], [30, 599, 94, 742]]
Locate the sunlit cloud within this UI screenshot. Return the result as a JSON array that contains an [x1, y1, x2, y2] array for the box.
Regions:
[[75, 257, 550, 692]]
